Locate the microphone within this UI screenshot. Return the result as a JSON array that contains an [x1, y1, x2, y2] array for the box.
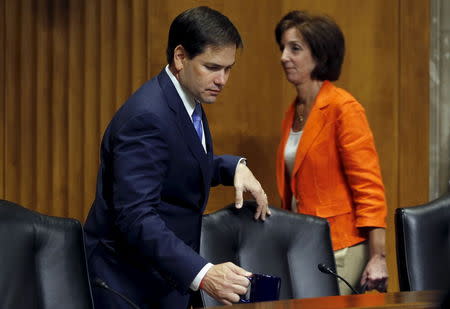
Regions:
[[318, 263, 365, 294], [94, 277, 141, 309]]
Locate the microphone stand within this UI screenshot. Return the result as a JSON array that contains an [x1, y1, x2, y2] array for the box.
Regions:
[[318, 263, 363, 294], [94, 278, 141, 309]]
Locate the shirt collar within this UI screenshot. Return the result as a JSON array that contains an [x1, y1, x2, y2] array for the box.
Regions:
[[165, 65, 198, 117]]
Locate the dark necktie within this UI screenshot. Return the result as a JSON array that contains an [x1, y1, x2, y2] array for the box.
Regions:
[[192, 103, 203, 141]]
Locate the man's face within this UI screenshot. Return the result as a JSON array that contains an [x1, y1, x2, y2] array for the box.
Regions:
[[174, 44, 236, 104]]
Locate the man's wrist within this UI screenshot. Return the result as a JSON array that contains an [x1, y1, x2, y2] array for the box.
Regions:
[[190, 263, 213, 291], [234, 158, 247, 177]]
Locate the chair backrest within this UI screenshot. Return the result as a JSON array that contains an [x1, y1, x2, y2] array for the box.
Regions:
[[0, 200, 94, 309], [395, 193, 450, 291], [197, 201, 339, 307]]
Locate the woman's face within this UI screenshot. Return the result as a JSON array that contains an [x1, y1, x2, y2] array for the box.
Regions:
[[279, 27, 317, 85]]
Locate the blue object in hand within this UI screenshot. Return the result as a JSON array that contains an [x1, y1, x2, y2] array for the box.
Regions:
[[240, 274, 281, 303]]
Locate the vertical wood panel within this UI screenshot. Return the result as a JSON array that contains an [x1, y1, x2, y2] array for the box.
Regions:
[[67, 0, 84, 219], [5, 0, 21, 204], [399, 0, 429, 206], [146, 0, 153, 76], [131, 0, 148, 91], [99, 0, 116, 134], [0, 0, 4, 198], [51, 0, 69, 216], [83, 0, 100, 216], [116, 0, 132, 109], [19, 0, 37, 209], [35, 0, 52, 214]]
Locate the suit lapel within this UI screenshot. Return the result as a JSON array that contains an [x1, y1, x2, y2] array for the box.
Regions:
[[157, 70, 210, 195], [292, 81, 333, 177]]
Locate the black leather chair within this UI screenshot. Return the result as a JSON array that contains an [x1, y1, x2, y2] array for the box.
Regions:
[[196, 201, 339, 307], [395, 192, 450, 291], [0, 200, 94, 309]]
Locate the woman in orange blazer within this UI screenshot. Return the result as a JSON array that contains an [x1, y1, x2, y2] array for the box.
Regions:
[[274, 11, 388, 294]]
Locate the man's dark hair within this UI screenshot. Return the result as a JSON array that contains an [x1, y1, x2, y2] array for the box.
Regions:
[[166, 6, 243, 64], [275, 11, 345, 81]]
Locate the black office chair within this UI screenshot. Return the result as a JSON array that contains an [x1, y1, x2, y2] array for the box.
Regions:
[[0, 199, 94, 309], [196, 201, 339, 307], [395, 192, 450, 291]]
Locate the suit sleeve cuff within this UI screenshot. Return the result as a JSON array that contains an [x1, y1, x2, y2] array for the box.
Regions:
[[234, 157, 247, 174], [190, 263, 214, 291]]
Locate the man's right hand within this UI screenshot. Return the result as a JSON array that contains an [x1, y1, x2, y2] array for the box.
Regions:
[[200, 262, 252, 305]]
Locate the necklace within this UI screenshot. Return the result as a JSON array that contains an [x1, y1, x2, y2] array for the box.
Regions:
[[295, 103, 306, 128]]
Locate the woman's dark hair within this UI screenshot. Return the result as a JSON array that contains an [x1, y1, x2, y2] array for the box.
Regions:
[[275, 11, 345, 81], [166, 6, 243, 64]]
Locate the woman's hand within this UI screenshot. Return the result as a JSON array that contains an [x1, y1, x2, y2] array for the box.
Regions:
[[360, 228, 388, 292], [360, 253, 388, 292]]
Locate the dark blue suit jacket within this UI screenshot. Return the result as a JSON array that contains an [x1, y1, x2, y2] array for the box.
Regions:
[[84, 69, 240, 309]]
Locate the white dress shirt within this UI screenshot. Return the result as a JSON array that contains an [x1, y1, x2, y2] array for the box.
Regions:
[[284, 129, 303, 212]]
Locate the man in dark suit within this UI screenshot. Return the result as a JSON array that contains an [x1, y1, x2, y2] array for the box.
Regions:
[[84, 6, 270, 309]]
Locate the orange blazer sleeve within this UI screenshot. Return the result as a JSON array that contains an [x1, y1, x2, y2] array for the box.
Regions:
[[336, 100, 387, 228]]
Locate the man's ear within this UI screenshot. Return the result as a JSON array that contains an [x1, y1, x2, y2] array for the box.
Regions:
[[173, 45, 187, 71]]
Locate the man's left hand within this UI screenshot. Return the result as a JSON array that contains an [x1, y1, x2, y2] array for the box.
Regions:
[[234, 163, 270, 220]]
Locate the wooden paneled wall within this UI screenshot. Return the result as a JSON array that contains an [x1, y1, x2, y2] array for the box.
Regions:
[[0, 0, 429, 292], [2, 0, 150, 219], [0, 0, 4, 200]]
